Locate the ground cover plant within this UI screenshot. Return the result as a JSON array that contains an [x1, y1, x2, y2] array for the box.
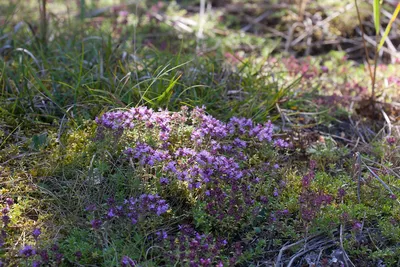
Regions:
[[1, 0, 400, 266]]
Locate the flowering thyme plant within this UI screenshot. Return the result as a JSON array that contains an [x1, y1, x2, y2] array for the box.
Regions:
[[91, 106, 290, 265]]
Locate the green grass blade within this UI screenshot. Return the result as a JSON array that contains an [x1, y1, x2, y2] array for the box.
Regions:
[[378, 3, 400, 51], [155, 74, 181, 106], [373, 0, 381, 35]]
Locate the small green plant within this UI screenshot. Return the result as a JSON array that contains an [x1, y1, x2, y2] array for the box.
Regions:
[[355, 0, 400, 101]]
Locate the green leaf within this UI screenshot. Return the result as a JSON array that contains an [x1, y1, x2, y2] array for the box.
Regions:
[[31, 133, 48, 150]]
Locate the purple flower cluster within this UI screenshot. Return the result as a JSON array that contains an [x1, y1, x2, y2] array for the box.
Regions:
[[273, 138, 290, 148], [226, 115, 275, 142], [96, 106, 278, 149], [17, 240, 64, 266], [96, 106, 182, 143], [96, 107, 151, 130], [125, 142, 170, 166], [20, 245, 36, 257], [298, 161, 333, 222], [190, 107, 229, 144], [0, 197, 15, 251], [125, 194, 169, 224], [92, 106, 291, 265], [88, 194, 169, 227], [301, 162, 316, 188], [161, 224, 240, 267], [299, 190, 333, 222], [1, 197, 13, 228]]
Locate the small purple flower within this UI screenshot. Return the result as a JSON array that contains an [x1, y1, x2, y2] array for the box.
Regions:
[[200, 258, 212, 265], [156, 204, 169, 216], [390, 194, 397, 200], [352, 221, 362, 231], [119, 11, 129, 17], [309, 160, 317, 170], [55, 253, 63, 264], [260, 196, 268, 204], [164, 161, 177, 173], [39, 249, 49, 262], [5, 198, 14, 206], [273, 188, 279, 197], [32, 261, 41, 267], [121, 256, 137, 267], [32, 228, 41, 240], [85, 204, 97, 212], [338, 188, 346, 199], [2, 215, 10, 225], [107, 197, 116, 206], [273, 164, 280, 169], [321, 65, 329, 73], [280, 209, 289, 215], [159, 177, 169, 185], [75, 251, 83, 260], [233, 138, 247, 148], [156, 230, 168, 240], [387, 136, 396, 145], [20, 245, 36, 257], [91, 219, 102, 229], [274, 138, 289, 148], [107, 208, 117, 219], [50, 244, 59, 252], [2, 206, 9, 214]]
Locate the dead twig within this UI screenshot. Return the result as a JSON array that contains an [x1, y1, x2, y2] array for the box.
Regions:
[[364, 164, 400, 205], [241, 11, 273, 32]]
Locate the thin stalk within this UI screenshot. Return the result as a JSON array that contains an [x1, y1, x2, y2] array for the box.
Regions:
[[372, 36, 379, 102], [39, 0, 47, 48], [354, 0, 374, 89]]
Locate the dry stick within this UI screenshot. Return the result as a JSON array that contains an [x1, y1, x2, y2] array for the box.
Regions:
[[275, 103, 293, 129], [305, 18, 313, 56], [291, 3, 355, 47], [355, 29, 400, 59], [362, 156, 400, 180], [197, 0, 206, 44], [14, 48, 43, 73], [381, 108, 392, 136], [364, 164, 400, 205], [0, 152, 42, 165], [287, 238, 334, 267], [275, 238, 309, 267], [348, 112, 367, 144], [241, 11, 273, 32], [372, 35, 379, 101], [340, 224, 356, 267], [285, 22, 304, 52], [290, 3, 354, 48], [316, 244, 335, 264], [380, 28, 398, 63]]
